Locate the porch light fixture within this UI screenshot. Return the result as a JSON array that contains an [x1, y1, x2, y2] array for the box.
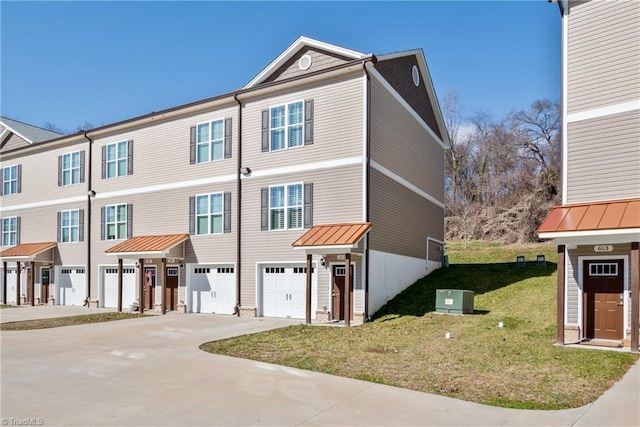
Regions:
[[88, 190, 96, 197], [240, 167, 251, 175]]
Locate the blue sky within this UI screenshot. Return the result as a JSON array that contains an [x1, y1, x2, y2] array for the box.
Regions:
[[1, 1, 561, 133]]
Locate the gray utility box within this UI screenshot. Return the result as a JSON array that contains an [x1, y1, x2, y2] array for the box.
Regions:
[[435, 289, 474, 314]]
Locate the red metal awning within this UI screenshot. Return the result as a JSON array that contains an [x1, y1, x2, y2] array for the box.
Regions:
[[0, 242, 57, 262], [538, 198, 640, 234], [292, 222, 371, 250], [105, 233, 189, 257]]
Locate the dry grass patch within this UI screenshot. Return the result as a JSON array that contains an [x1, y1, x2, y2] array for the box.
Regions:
[[1, 312, 148, 330], [201, 241, 638, 409]]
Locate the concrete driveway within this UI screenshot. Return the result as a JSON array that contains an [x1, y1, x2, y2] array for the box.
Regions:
[[1, 306, 638, 426]]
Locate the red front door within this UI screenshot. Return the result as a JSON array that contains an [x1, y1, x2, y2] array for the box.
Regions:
[[583, 260, 624, 340]]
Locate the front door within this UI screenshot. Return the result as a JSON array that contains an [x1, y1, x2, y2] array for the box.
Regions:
[[41, 268, 50, 304], [583, 260, 624, 340], [332, 265, 353, 321], [144, 267, 156, 310], [165, 267, 179, 311], [26, 268, 33, 303]]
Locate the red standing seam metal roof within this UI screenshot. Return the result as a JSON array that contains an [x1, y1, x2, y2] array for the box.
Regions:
[[538, 199, 640, 233], [105, 234, 189, 254], [292, 223, 372, 247], [0, 242, 57, 258]]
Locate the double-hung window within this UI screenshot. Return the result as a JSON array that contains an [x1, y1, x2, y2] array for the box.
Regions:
[[270, 102, 303, 151], [196, 193, 224, 235], [197, 120, 224, 163], [2, 165, 20, 196], [103, 140, 132, 179], [2, 216, 18, 246], [60, 210, 80, 242], [61, 152, 81, 185], [269, 184, 303, 230], [105, 204, 127, 240]]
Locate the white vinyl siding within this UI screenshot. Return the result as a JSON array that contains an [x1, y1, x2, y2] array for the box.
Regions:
[[196, 119, 224, 163], [270, 101, 303, 151]]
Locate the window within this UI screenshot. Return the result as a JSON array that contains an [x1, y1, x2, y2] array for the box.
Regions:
[[197, 120, 224, 163], [262, 100, 313, 152], [60, 210, 80, 242], [269, 184, 302, 230], [2, 165, 20, 196], [105, 204, 127, 240], [589, 263, 618, 277], [196, 193, 223, 235], [2, 216, 18, 246], [103, 141, 132, 179], [60, 151, 82, 186]]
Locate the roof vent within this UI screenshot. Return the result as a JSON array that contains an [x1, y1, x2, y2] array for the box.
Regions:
[[298, 54, 312, 71], [412, 65, 420, 87]]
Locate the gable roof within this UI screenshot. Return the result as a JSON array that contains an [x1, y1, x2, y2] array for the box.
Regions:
[[244, 36, 367, 89], [0, 116, 63, 144]]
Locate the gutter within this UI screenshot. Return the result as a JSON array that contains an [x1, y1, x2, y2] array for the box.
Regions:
[[233, 94, 242, 316], [84, 131, 93, 306]]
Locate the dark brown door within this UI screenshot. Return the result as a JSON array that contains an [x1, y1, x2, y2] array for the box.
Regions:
[[165, 268, 178, 311], [41, 268, 50, 304], [144, 267, 156, 310], [26, 268, 33, 303], [583, 260, 624, 340], [332, 266, 345, 321]]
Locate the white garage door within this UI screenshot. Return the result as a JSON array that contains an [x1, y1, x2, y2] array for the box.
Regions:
[[190, 266, 235, 314], [1, 268, 18, 304], [103, 267, 137, 308], [58, 267, 86, 306], [262, 265, 317, 319]]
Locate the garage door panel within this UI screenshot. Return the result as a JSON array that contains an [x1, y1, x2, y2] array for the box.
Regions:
[[190, 266, 235, 314], [103, 267, 136, 308], [2, 269, 18, 303], [58, 267, 86, 306], [262, 265, 317, 320]]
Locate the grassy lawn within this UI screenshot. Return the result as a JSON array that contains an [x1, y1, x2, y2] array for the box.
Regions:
[[0, 312, 148, 331], [201, 241, 638, 410]]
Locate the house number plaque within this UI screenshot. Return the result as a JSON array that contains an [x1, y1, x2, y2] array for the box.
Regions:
[[594, 245, 613, 253]]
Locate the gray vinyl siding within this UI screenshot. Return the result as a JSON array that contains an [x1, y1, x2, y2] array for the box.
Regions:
[[239, 164, 363, 309], [567, 0, 640, 113], [370, 74, 445, 203], [369, 168, 444, 259], [566, 244, 632, 327], [262, 48, 354, 84], [242, 72, 364, 170], [374, 55, 442, 139], [566, 110, 640, 204], [92, 104, 237, 195], [1, 134, 30, 152]]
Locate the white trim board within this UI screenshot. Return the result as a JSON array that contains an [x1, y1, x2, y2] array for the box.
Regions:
[[567, 100, 640, 123], [371, 160, 445, 209]]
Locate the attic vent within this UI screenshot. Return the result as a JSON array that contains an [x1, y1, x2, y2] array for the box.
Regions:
[[298, 54, 312, 71], [412, 65, 420, 87]]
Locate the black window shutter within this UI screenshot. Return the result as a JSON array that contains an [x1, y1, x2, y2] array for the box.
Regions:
[[261, 109, 269, 152], [57, 212, 61, 243], [260, 188, 269, 231], [190, 126, 196, 164], [16, 165, 21, 193], [224, 118, 232, 159], [223, 192, 231, 233], [127, 140, 134, 175], [58, 156, 63, 186], [101, 146, 107, 179], [304, 99, 314, 145], [79, 209, 85, 242], [126, 204, 133, 238], [80, 151, 86, 183], [0, 168, 3, 196], [304, 183, 313, 228], [100, 207, 106, 240], [16, 217, 21, 244], [188, 196, 195, 235]]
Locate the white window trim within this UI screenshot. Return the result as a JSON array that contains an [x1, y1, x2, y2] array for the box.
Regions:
[[269, 100, 305, 152], [62, 151, 81, 186], [60, 209, 80, 243], [268, 182, 303, 231], [105, 203, 127, 240], [195, 118, 225, 163], [195, 192, 224, 235], [3, 164, 18, 196], [106, 141, 128, 179], [2, 216, 17, 247]]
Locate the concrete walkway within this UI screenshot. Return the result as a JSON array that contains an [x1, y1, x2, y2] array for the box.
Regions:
[[1, 306, 638, 426]]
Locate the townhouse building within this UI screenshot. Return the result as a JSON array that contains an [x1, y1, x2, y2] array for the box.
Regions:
[[539, 1, 640, 350], [1, 37, 449, 324]]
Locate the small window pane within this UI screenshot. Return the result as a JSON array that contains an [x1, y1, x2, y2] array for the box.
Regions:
[[72, 169, 80, 184], [196, 196, 208, 215], [107, 224, 116, 239], [288, 184, 302, 205], [107, 162, 116, 178], [117, 141, 128, 158], [288, 207, 302, 229], [197, 144, 209, 163], [197, 216, 208, 234], [71, 227, 79, 242], [117, 223, 126, 239], [288, 126, 303, 148], [211, 194, 223, 213], [271, 129, 285, 151], [211, 215, 223, 234], [62, 154, 70, 169], [288, 102, 303, 125], [107, 144, 116, 160], [72, 152, 80, 167], [197, 123, 209, 143], [211, 120, 224, 140], [271, 106, 285, 128], [212, 141, 223, 161], [271, 209, 284, 230], [118, 159, 127, 176], [270, 187, 284, 208], [117, 205, 127, 221]]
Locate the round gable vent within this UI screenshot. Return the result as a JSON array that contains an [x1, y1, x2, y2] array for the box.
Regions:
[[412, 65, 420, 87], [298, 54, 312, 71]]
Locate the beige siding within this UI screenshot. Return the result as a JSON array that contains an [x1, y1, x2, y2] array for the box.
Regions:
[[92, 104, 237, 196], [567, 0, 640, 113], [239, 164, 363, 309], [1, 133, 30, 152], [370, 75, 445, 202], [566, 244, 632, 328], [242, 72, 364, 171], [263, 48, 353, 84], [369, 168, 444, 259], [566, 110, 640, 204]]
